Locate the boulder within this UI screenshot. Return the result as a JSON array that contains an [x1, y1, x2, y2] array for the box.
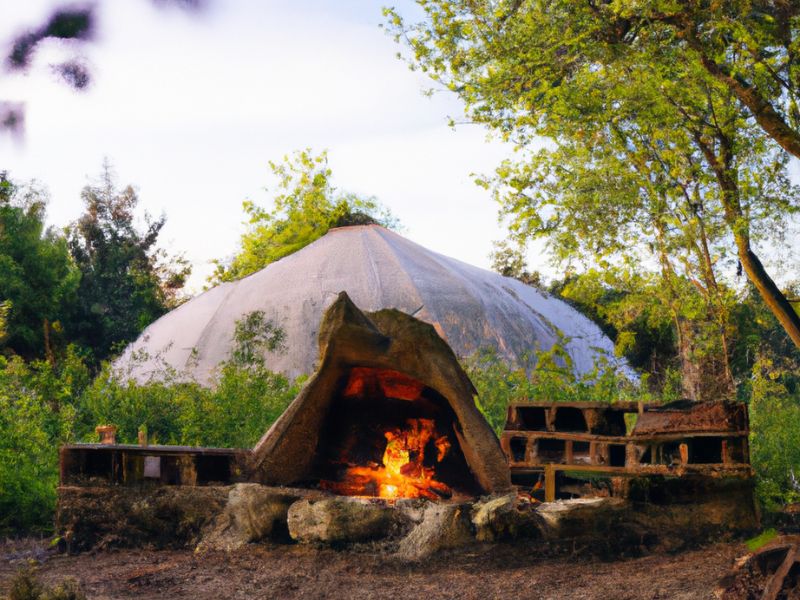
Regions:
[[471, 494, 541, 542], [287, 497, 402, 544], [536, 497, 627, 540], [198, 484, 311, 551], [395, 503, 473, 561]]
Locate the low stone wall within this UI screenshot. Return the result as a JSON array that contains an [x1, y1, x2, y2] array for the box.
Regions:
[[57, 485, 230, 552], [57, 477, 759, 560]]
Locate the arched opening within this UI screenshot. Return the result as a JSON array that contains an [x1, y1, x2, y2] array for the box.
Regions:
[[309, 366, 482, 500]]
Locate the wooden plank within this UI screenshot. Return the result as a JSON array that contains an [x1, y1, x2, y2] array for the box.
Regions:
[[509, 463, 755, 478], [508, 401, 642, 411], [760, 544, 798, 600], [502, 430, 748, 444], [61, 443, 251, 455]]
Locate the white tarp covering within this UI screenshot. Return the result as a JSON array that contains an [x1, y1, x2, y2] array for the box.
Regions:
[[115, 225, 627, 384]]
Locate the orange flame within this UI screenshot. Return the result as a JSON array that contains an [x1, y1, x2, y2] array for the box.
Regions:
[[321, 418, 453, 500]]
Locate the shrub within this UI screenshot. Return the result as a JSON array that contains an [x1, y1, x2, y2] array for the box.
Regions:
[[7, 564, 85, 600], [747, 356, 800, 510], [463, 343, 646, 434], [0, 355, 79, 533], [0, 313, 304, 532]]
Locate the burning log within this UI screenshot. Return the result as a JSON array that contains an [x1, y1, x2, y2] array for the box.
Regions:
[[320, 418, 455, 500]]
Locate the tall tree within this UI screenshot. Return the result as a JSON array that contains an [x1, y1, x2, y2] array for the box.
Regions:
[[386, 1, 800, 351], [67, 162, 189, 361], [211, 149, 399, 284], [567, 2, 800, 161], [0, 172, 79, 359]]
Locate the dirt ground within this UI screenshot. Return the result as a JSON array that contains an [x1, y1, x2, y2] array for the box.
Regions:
[[0, 538, 745, 600]]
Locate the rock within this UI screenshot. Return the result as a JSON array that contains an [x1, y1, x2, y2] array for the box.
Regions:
[[395, 503, 473, 561], [536, 497, 627, 540], [198, 484, 311, 551], [471, 494, 541, 542], [287, 497, 401, 544], [393, 498, 432, 525]]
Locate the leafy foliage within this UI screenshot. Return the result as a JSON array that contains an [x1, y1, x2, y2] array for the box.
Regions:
[[489, 240, 542, 288], [465, 343, 647, 434], [66, 161, 190, 362], [0, 173, 80, 359], [386, 0, 800, 357], [211, 149, 399, 283], [0, 354, 80, 533], [0, 313, 303, 534], [7, 563, 86, 600], [0, 300, 10, 344]]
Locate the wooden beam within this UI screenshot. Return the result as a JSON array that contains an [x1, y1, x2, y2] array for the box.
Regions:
[[502, 429, 748, 444], [761, 545, 798, 600]]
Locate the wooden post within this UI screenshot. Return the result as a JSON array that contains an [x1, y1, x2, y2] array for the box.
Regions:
[[761, 545, 798, 600], [679, 443, 689, 465], [625, 443, 637, 468], [544, 464, 556, 503], [507, 405, 519, 429], [545, 407, 556, 432], [59, 447, 69, 485]]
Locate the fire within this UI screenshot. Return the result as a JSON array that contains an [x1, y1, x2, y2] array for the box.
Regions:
[[321, 418, 453, 500]]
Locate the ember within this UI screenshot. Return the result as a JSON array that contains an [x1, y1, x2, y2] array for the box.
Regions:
[[321, 418, 453, 500]]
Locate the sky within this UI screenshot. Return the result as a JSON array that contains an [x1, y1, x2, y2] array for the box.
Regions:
[[0, 0, 522, 293]]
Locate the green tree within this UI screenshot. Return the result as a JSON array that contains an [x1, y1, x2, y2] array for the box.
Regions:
[[67, 161, 190, 361], [385, 1, 800, 352], [549, 270, 680, 393], [211, 149, 399, 283], [545, 2, 800, 161], [0, 172, 79, 359], [489, 240, 542, 287], [465, 343, 647, 434]]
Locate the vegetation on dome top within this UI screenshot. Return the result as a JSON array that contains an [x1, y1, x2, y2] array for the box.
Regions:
[[208, 149, 400, 285]]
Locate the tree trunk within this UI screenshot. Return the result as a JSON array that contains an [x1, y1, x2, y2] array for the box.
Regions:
[[43, 318, 55, 367], [654, 220, 701, 400], [734, 237, 800, 349], [694, 132, 800, 350], [692, 210, 736, 397], [675, 317, 702, 401], [683, 29, 800, 160]]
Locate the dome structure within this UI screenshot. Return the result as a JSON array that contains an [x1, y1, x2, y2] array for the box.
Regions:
[[116, 225, 626, 384]]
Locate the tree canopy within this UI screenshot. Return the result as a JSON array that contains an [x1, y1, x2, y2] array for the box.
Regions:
[[386, 0, 800, 357], [66, 162, 190, 362], [0, 173, 79, 360], [211, 149, 399, 284]]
